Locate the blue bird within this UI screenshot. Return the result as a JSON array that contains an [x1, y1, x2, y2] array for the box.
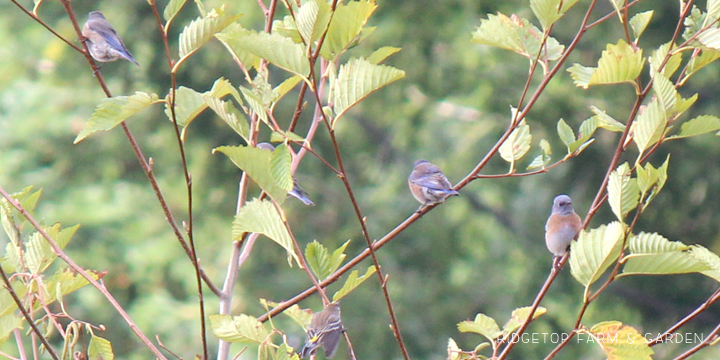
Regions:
[[82, 11, 139, 66]]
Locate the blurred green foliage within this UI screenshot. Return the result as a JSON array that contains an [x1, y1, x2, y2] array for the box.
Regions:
[[1, 0, 720, 359]]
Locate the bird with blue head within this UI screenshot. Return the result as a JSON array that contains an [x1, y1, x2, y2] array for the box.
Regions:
[[82, 11, 139, 66]]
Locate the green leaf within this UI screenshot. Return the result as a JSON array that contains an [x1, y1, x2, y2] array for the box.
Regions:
[[210, 314, 270, 343], [629, 11, 653, 40], [649, 42, 682, 78], [688, 245, 720, 282], [232, 199, 299, 265], [607, 163, 640, 221], [0, 280, 26, 316], [320, 0, 377, 60], [296, 0, 332, 44], [44, 267, 100, 305], [269, 145, 293, 192], [332, 265, 376, 302], [686, 49, 720, 78], [651, 70, 677, 115], [163, 0, 187, 24], [588, 106, 625, 132], [472, 13, 564, 61], [567, 40, 643, 89], [239, 85, 269, 124], [275, 303, 313, 329], [367, 46, 402, 64], [203, 96, 249, 140], [457, 313, 501, 342], [620, 233, 710, 277], [270, 130, 306, 143], [75, 92, 159, 143], [88, 335, 114, 360], [213, 145, 288, 202], [556, 118, 575, 149], [178, 8, 241, 63], [569, 222, 625, 287], [166, 78, 241, 128], [25, 224, 79, 274], [696, 27, 720, 50], [587, 321, 653, 360], [305, 240, 350, 280], [530, 0, 581, 29], [273, 75, 304, 103], [633, 99, 667, 153], [228, 30, 310, 78], [332, 58, 405, 123], [668, 115, 720, 139], [499, 120, 532, 163], [216, 24, 261, 70], [0, 315, 22, 347], [501, 306, 547, 338], [527, 139, 552, 170]]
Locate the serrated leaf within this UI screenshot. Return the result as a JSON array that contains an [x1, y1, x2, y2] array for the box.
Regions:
[[649, 42, 682, 78], [499, 120, 532, 165], [305, 240, 349, 281], [607, 163, 640, 221], [229, 30, 310, 78], [689, 245, 720, 282], [270, 130, 306, 143], [178, 8, 241, 62], [620, 233, 710, 277], [0, 280, 27, 316], [276, 303, 314, 329], [567, 40, 643, 89], [332, 265, 376, 302], [163, 0, 187, 24], [569, 222, 625, 287], [320, 0, 377, 60], [44, 267, 101, 305], [501, 306, 547, 338], [0, 315, 22, 347], [296, 0, 332, 44], [203, 96, 249, 140], [579, 117, 598, 139], [633, 99, 667, 153], [530, 0, 581, 29], [557, 118, 575, 148], [686, 49, 720, 78], [674, 93, 697, 116], [367, 46, 402, 64], [651, 70, 677, 115], [629, 11, 653, 40], [25, 224, 79, 274], [88, 335, 114, 360], [472, 13, 564, 61], [589, 106, 626, 132], [213, 146, 287, 202], [167, 86, 205, 127], [587, 321, 653, 360], [239, 85, 269, 124], [269, 145, 293, 192], [210, 314, 270, 343], [668, 115, 720, 139], [696, 27, 720, 50], [457, 313, 501, 342], [216, 24, 261, 70], [332, 58, 405, 123], [75, 92, 159, 143], [273, 76, 303, 103], [232, 199, 298, 265]]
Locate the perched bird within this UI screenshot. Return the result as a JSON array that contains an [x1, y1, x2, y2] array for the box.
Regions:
[[408, 159, 459, 208], [299, 303, 344, 359], [81, 11, 140, 66], [545, 194, 582, 268], [257, 142, 315, 206]]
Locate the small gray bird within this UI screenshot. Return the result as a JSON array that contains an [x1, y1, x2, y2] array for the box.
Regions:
[[299, 303, 344, 358], [82, 11, 139, 66], [257, 142, 315, 206], [545, 194, 582, 268], [408, 159, 459, 207]]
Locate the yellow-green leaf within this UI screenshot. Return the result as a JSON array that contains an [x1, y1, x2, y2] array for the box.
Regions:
[[228, 30, 310, 78], [88, 335, 114, 360], [633, 99, 667, 153], [620, 233, 710, 277], [629, 11, 653, 40], [457, 313, 501, 342], [332, 58, 405, 123], [567, 40, 643, 89], [669, 115, 720, 139], [269, 145, 293, 192], [178, 8, 241, 63], [210, 314, 270, 343], [689, 245, 720, 282], [163, 0, 187, 24], [213, 145, 287, 202], [569, 222, 625, 288], [75, 92, 159, 143], [332, 265, 376, 302], [530, 0, 581, 29], [320, 0, 377, 60], [232, 199, 298, 265], [587, 321, 653, 360], [203, 96, 249, 140], [0, 314, 22, 347], [306, 240, 350, 281], [367, 46, 402, 64], [499, 120, 532, 163], [501, 306, 547, 338], [472, 13, 564, 61], [607, 163, 640, 221]]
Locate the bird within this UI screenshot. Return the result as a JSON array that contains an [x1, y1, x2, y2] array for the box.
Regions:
[[299, 302, 344, 359], [545, 194, 582, 268], [408, 159, 459, 209], [81, 11, 140, 66], [256, 142, 315, 206]]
